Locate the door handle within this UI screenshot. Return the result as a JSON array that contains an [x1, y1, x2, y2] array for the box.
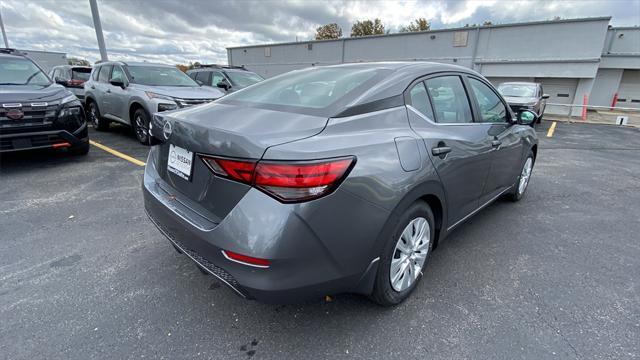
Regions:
[[491, 140, 502, 147], [432, 146, 452, 156], [90, 86, 95, 89], [106, 89, 111, 94]]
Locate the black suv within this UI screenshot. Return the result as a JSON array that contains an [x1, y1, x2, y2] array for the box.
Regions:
[[186, 65, 263, 94], [0, 49, 89, 155]]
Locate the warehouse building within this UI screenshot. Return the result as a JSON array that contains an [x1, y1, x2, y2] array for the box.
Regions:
[[227, 17, 640, 115]]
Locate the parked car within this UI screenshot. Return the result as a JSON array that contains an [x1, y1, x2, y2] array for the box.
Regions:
[[187, 65, 264, 94], [84, 61, 225, 145], [144, 62, 538, 305], [0, 49, 89, 155], [497, 82, 548, 124], [49, 65, 92, 102]]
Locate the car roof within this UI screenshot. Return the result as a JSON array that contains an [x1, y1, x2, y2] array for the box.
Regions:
[[315, 61, 477, 108], [95, 61, 172, 68]]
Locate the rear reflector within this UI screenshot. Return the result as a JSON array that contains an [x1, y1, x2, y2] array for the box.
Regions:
[[222, 250, 270, 268], [52, 142, 71, 148], [200, 155, 355, 202]]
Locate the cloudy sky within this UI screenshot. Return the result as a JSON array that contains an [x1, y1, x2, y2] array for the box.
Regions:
[[2, 0, 639, 65]]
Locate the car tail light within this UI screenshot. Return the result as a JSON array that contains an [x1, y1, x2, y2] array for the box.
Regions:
[[200, 156, 355, 202], [222, 250, 270, 268]]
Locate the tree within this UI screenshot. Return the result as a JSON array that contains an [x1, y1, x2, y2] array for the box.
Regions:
[[315, 23, 342, 40], [399, 18, 431, 32], [176, 64, 189, 73], [67, 57, 90, 66], [350, 19, 385, 37]]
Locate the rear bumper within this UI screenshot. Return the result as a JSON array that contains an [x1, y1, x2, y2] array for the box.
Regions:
[[0, 123, 88, 153], [142, 149, 388, 303]]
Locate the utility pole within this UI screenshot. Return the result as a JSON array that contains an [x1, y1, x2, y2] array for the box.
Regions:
[[0, 6, 9, 48], [89, 0, 108, 61]]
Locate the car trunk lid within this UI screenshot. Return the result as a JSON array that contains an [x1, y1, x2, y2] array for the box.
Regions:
[[152, 102, 328, 222]]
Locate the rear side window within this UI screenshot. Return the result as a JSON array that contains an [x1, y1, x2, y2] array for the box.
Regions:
[[408, 82, 434, 120], [425, 76, 473, 124], [98, 65, 112, 83], [468, 78, 508, 123]]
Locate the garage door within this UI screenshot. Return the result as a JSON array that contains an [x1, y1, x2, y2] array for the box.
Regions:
[[617, 70, 640, 109], [536, 78, 578, 115]]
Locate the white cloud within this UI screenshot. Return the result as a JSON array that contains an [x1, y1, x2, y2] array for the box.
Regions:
[[1, 0, 638, 65]]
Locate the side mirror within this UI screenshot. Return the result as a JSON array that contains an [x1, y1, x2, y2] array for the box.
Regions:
[[110, 79, 126, 89], [518, 110, 538, 125], [55, 77, 68, 86], [217, 81, 230, 91], [542, 94, 550, 99]]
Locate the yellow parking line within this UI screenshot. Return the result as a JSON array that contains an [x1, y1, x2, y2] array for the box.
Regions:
[[89, 140, 146, 167], [546, 121, 557, 138]]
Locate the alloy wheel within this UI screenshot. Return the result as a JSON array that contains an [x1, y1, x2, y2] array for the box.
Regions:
[[89, 104, 99, 127], [390, 217, 430, 292], [135, 114, 148, 143], [518, 157, 533, 195]]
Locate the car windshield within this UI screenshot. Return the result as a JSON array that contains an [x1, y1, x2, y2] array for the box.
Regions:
[[127, 65, 198, 87], [498, 84, 537, 98], [72, 68, 91, 81], [0, 57, 51, 86], [225, 70, 264, 88], [219, 67, 386, 114]]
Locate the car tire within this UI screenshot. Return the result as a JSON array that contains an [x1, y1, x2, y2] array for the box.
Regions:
[[69, 141, 90, 156], [370, 201, 435, 306], [87, 101, 109, 131], [507, 150, 535, 202], [132, 108, 155, 146]]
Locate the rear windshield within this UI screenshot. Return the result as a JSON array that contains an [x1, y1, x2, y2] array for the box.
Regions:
[[219, 67, 389, 116], [72, 68, 91, 81], [126, 65, 198, 87]]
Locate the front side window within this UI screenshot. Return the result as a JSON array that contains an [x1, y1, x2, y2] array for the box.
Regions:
[[127, 65, 198, 87], [408, 82, 434, 120], [210, 71, 225, 86], [0, 57, 51, 86], [469, 78, 508, 123], [92, 67, 100, 81], [225, 71, 264, 88], [425, 76, 473, 124], [110, 66, 126, 83], [194, 71, 209, 84], [98, 65, 112, 83]]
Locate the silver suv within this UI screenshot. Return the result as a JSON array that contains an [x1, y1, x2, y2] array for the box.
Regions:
[[84, 61, 224, 144]]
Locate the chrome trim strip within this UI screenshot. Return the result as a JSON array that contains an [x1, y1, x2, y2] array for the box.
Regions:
[[446, 186, 512, 231], [145, 210, 247, 298], [30, 102, 48, 107], [221, 250, 270, 269], [2, 103, 22, 108]]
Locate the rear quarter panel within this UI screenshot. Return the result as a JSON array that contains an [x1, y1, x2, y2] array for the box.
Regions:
[[262, 107, 444, 276]]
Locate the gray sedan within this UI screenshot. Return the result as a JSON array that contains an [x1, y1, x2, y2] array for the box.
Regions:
[[143, 62, 538, 305]]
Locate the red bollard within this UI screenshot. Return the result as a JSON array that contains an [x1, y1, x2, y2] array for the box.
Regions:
[[581, 95, 588, 121], [611, 92, 618, 109]]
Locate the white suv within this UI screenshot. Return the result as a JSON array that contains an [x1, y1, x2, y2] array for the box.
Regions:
[[84, 61, 224, 145]]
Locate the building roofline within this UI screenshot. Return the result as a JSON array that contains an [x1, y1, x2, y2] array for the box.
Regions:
[[226, 16, 613, 50], [609, 26, 640, 30]]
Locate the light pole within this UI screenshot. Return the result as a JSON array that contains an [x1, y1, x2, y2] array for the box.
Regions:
[[0, 6, 9, 48], [89, 0, 108, 61]]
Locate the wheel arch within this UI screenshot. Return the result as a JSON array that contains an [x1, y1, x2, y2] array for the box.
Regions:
[[128, 101, 148, 126]]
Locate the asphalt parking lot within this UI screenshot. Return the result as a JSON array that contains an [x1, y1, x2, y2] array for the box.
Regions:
[[1, 121, 639, 359]]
